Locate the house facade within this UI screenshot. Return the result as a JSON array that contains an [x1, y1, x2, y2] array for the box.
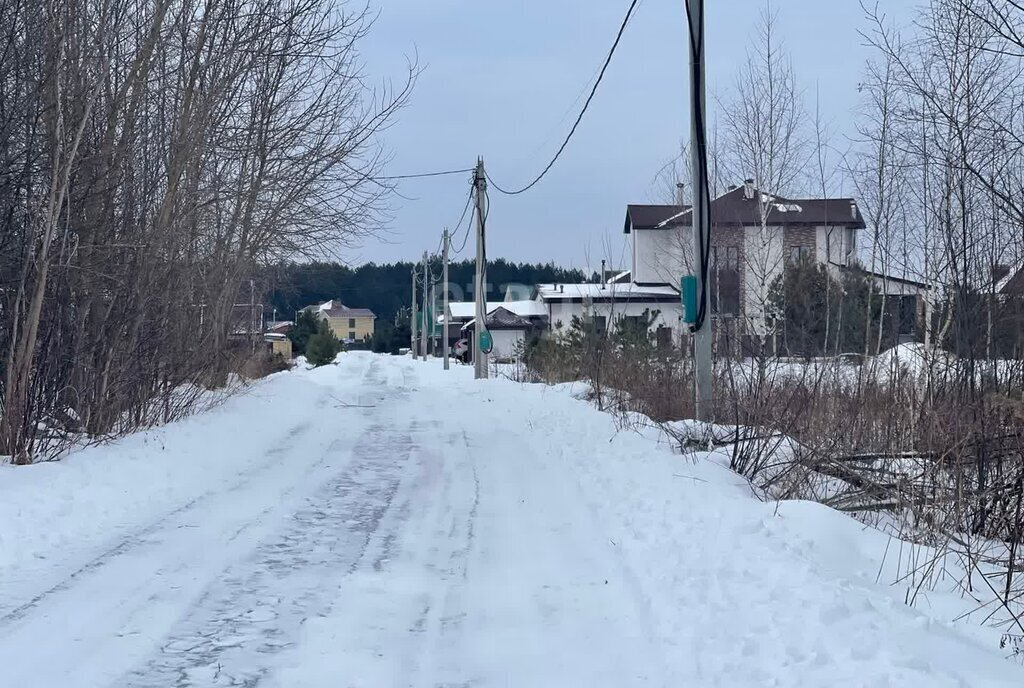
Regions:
[[305, 300, 376, 342], [438, 300, 547, 356], [624, 181, 867, 335], [462, 306, 537, 361], [534, 281, 682, 347]]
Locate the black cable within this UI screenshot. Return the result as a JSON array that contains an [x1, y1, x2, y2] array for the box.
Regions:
[[447, 186, 475, 254], [372, 167, 474, 181], [486, 0, 641, 196], [684, 0, 713, 332], [453, 220, 473, 254], [452, 197, 477, 255]]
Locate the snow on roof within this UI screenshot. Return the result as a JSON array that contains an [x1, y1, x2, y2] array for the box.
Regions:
[[446, 300, 547, 320], [996, 261, 1024, 294], [313, 301, 375, 318], [461, 306, 534, 331], [536, 282, 679, 301]]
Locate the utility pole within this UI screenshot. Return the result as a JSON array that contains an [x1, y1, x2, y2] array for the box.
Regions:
[[443, 228, 450, 370], [411, 264, 418, 358], [249, 279, 257, 353], [473, 158, 488, 379], [688, 0, 712, 421], [429, 279, 436, 357], [421, 250, 429, 360]]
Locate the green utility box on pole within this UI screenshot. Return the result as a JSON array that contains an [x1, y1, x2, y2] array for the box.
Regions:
[[681, 275, 698, 325]]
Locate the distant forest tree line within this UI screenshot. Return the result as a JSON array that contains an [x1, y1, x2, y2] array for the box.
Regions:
[[261, 259, 588, 326]]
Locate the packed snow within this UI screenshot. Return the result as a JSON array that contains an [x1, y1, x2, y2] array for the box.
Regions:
[[1, 352, 1022, 686]]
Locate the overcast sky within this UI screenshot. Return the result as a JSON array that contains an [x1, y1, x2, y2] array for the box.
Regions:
[[354, 0, 914, 272]]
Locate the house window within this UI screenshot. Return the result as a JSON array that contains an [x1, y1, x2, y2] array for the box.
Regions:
[[712, 245, 741, 316], [714, 245, 739, 271], [789, 245, 811, 264], [620, 315, 647, 338], [348, 317, 356, 328], [845, 228, 856, 258], [348, 330, 356, 340], [592, 315, 607, 335], [656, 326, 672, 350]]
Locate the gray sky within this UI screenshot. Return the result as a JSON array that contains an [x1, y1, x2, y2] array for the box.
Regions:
[[355, 0, 913, 271]]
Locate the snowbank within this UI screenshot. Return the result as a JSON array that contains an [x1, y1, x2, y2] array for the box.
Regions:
[[412, 358, 1024, 684]]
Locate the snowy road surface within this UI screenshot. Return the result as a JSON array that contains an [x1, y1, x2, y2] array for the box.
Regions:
[[2, 353, 1023, 687]]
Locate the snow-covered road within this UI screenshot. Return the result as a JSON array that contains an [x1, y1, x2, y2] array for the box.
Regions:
[[2, 353, 1023, 687]]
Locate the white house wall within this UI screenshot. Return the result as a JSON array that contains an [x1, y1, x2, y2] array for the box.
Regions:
[[816, 225, 856, 267], [490, 330, 525, 360], [546, 299, 683, 338], [632, 228, 686, 285]]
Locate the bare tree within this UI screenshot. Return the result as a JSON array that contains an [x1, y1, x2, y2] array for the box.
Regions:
[[0, 0, 413, 461], [718, 5, 809, 341]]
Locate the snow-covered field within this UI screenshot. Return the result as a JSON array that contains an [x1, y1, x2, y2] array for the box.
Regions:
[[1, 352, 1022, 686]]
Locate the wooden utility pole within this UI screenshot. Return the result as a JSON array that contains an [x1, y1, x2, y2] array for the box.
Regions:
[[411, 264, 418, 358], [473, 158, 488, 379], [687, 0, 712, 420], [443, 228, 450, 370], [429, 279, 436, 357], [421, 250, 429, 360]]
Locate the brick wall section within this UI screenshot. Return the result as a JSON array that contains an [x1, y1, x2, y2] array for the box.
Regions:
[[783, 225, 817, 263]]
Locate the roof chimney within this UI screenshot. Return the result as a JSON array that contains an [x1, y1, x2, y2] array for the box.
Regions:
[[601, 259, 606, 289], [676, 182, 685, 206], [743, 178, 755, 200], [559, 284, 564, 293], [849, 200, 857, 219]]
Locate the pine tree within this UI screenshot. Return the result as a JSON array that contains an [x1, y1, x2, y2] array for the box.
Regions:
[[306, 321, 341, 366]]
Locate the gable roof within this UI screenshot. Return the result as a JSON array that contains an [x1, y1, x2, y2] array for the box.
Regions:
[[311, 300, 375, 319], [998, 262, 1024, 294], [624, 185, 866, 232], [462, 306, 534, 331], [446, 300, 547, 320]]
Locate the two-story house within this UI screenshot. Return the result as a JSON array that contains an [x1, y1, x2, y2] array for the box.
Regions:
[[624, 180, 868, 334], [304, 300, 376, 342]]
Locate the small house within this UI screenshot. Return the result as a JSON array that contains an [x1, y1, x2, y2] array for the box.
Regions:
[[461, 306, 536, 362]]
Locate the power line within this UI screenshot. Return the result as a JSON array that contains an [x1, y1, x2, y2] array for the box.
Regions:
[[372, 167, 474, 181], [685, 0, 712, 332], [451, 193, 478, 255], [447, 187, 475, 255], [486, 0, 641, 196]]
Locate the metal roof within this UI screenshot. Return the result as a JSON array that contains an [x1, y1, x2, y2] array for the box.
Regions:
[[624, 186, 866, 232]]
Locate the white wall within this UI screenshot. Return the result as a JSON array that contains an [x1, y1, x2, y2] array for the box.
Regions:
[[816, 225, 857, 267], [632, 228, 686, 285], [490, 329, 525, 360], [546, 299, 683, 339]]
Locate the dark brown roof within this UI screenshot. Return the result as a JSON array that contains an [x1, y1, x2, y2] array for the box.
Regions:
[[624, 186, 866, 232], [462, 306, 533, 331], [306, 300, 376, 319], [999, 264, 1024, 295], [830, 262, 931, 290]]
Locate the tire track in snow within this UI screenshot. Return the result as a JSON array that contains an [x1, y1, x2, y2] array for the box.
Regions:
[[121, 424, 415, 688], [118, 358, 416, 687], [0, 406, 326, 626]]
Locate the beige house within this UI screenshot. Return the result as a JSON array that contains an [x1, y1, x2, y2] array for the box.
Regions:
[[265, 333, 293, 359], [307, 300, 376, 342]]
